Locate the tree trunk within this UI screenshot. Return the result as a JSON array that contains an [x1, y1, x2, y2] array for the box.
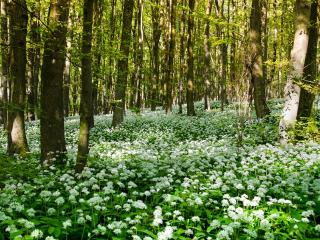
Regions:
[[92, 0, 103, 115], [27, 1, 41, 121], [247, 0, 270, 118], [112, 0, 134, 127], [297, 0, 318, 119], [186, 0, 195, 116], [75, 0, 94, 173], [279, 0, 311, 145], [0, 0, 9, 126], [63, 15, 72, 117], [135, 0, 144, 111], [7, 0, 29, 155], [204, 0, 213, 111], [165, 0, 176, 113], [40, 0, 70, 162], [151, 0, 161, 111]]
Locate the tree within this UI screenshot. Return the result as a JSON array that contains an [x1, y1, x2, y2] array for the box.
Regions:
[[7, 0, 29, 155], [203, 0, 213, 111], [164, 0, 176, 113], [247, 0, 270, 118], [75, 0, 94, 173], [27, 0, 41, 121], [186, 0, 196, 116], [0, 0, 9, 126], [40, 0, 70, 162], [112, 0, 135, 127], [151, 0, 161, 111], [279, 0, 311, 145], [297, 0, 318, 119]]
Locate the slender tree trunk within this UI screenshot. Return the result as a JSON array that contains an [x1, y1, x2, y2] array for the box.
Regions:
[[0, 0, 9, 126], [247, 0, 270, 118], [165, 0, 176, 113], [92, 0, 103, 115], [63, 15, 72, 117], [135, 0, 144, 111], [297, 1, 318, 119], [186, 0, 195, 116], [178, 1, 186, 114], [27, 1, 40, 121], [75, 0, 94, 173], [40, 0, 70, 162], [112, 0, 134, 127], [204, 0, 213, 111], [7, 0, 29, 155], [151, 0, 161, 111], [105, 0, 117, 114], [279, 0, 311, 145]]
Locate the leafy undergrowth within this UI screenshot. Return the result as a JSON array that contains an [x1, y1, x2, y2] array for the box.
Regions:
[[0, 102, 320, 240]]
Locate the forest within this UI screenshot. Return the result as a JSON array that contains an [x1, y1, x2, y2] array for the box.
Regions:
[[0, 0, 319, 239]]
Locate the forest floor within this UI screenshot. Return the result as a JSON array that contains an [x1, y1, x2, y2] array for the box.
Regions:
[[0, 100, 320, 240]]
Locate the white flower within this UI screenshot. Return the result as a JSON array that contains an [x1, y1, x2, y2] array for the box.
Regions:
[[132, 235, 142, 240], [55, 197, 65, 205], [185, 229, 193, 236], [194, 197, 203, 205], [63, 219, 72, 229], [210, 219, 220, 229], [143, 237, 153, 240], [45, 237, 57, 240], [132, 200, 147, 209], [157, 226, 174, 240], [191, 216, 200, 222], [77, 216, 86, 224], [47, 208, 56, 216], [26, 208, 36, 217], [31, 229, 43, 239], [315, 225, 320, 232]]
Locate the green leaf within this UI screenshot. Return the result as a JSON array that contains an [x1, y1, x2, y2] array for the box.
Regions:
[[137, 229, 157, 238]]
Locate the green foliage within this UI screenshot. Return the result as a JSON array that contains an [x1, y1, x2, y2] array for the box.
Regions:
[[0, 103, 319, 239]]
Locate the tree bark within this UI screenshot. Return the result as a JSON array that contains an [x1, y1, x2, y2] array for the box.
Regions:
[[40, 0, 70, 162], [164, 0, 176, 113], [204, 0, 213, 111], [297, 0, 318, 119], [7, 0, 29, 155], [151, 0, 161, 111], [186, 0, 195, 116], [279, 0, 311, 145], [135, 0, 144, 111], [112, 0, 134, 127], [75, 0, 94, 173], [63, 15, 72, 117], [0, 0, 9, 126], [247, 0, 270, 118], [27, 1, 41, 121]]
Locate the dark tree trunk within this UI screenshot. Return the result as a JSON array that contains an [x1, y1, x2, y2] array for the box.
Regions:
[[27, 1, 41, 121], [297, 0, 318, 119], [7, 0, 29, 155], [0, 0, 9, 126], [165, 0, 176, 113], [75, 0, 94, 173], [135, 0, 144, 111], [92, 0, 103, 115], [151, 0, 161, 111], [204, 0, 213, 111], [63, 15, 72, 117], [112, 0, 134, 127], [186, 0, 195, 116], [178, 0, 186, 114], [40, 0, 70, 162], [247, 0, 270, 118]]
